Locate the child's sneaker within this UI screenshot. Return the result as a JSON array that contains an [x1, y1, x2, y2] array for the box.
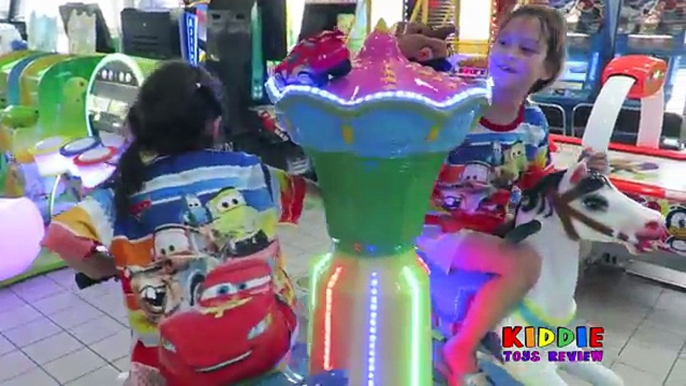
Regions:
[[463, 372, 492, 386], [123, 363, 165, 386]]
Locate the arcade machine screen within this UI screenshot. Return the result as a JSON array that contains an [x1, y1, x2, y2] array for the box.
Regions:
[[86, 59, 141, 150], [533, 0, 609, 134], [121, 8, 183, 60]]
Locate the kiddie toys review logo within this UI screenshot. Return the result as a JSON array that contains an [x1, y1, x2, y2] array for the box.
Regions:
[[501, 326, 604, 362]]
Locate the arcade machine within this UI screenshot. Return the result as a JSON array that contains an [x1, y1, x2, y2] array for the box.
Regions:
[[606, 0, 686, 144], [3, 3, 118, 213], [204, 0, 315, 175], [0, 51, 45, 108], [531, 0, 616, 135], [85, 53, 158, 151], [120, 7, 183, 61], [0, 53, 106, 219], [246, 0, 357, 175]]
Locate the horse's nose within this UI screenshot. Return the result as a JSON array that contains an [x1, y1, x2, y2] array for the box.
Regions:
[[645, 221, 661, 230], [642, 220, 668, 239]]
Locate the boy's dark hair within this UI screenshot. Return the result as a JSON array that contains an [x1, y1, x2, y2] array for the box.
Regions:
[[113, 61, 223, 219], [498, 5, 567, 94]]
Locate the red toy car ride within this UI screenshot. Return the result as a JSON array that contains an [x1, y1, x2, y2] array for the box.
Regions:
[[274, 29, 352, 87]]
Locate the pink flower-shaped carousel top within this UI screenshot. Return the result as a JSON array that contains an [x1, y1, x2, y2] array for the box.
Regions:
[[325, 20, 467, 104], [265, 19, 490, 157], [266, 19, 490, 109]]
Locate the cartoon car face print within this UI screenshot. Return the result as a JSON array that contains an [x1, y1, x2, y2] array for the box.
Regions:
[[153, 226, 195, 273], [128, 264, 183, 323], [440, 187, 492, 215], [207, 188, 271, 258], [489, 141, 504, 166], [503, 141, 528, 175], [458, 162, 492, 186], [666, 206, 686, 239], [198, 260, 272, 311], [442, 192, 465, 211], [181, 194, 210, 227], [157, 259, 296, 385], [207, 188, 252, 234]]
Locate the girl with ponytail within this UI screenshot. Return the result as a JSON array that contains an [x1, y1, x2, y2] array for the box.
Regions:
[[43, 61, 318, 384]]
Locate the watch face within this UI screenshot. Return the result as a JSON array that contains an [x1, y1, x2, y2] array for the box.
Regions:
[[93, 245, 110, 255]]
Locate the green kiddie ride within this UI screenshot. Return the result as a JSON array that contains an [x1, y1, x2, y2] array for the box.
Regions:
[[84, 54, 158, 147], [1, 55, 104, 217], [0, 53, 160, 287], [0, 105, 39, 196], [36, 55, 105, 140], [0, 51, 44, 109]]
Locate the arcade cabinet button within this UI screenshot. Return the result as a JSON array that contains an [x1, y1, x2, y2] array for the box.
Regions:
[[74, 146, 118, 166], [31, 136, 68, 156], [59, 137, 102, 157]]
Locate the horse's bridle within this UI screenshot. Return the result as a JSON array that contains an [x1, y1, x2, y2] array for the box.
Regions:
[[549, 175, 624, 242]]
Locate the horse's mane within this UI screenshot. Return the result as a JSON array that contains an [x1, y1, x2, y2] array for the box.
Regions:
[[518, 170, 566, 218]]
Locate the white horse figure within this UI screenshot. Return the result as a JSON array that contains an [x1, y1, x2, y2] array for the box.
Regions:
[[423, 157, 666, 386]]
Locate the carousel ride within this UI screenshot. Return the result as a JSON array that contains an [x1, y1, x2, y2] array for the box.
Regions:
[[266, 18, 668, 386], [268, 19, 489, 385]]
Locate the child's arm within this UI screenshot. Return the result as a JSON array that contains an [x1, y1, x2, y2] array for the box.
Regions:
[[42, 188, 117, 279]]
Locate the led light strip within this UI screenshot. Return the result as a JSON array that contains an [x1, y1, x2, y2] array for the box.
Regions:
[[324, 266, 343, 370], [309, 253, 334, 356], [402, 266, 422, 386], [266, 77, 491, 110], [367, 272, 379, 385]]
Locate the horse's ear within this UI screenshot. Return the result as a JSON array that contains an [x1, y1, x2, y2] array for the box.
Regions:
[[569, 161, 588, 185]]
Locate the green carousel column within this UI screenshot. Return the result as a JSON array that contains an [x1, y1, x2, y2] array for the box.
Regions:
[[268, 19, 490, 386]]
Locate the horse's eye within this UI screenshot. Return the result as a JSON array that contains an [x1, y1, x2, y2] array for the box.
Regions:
[[582, 195, 608, 212]]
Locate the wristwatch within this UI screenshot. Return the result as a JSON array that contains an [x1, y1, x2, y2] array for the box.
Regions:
[[87, 243, 110, 258]]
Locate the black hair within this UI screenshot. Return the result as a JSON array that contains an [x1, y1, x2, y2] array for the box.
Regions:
[[113, 61, 223, 219]]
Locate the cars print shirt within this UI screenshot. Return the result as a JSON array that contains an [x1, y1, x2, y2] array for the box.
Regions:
[[426, 102, 554, 234], [49, 149, 306, 354]]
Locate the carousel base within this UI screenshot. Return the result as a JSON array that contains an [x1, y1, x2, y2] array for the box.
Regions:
[[180, 342, 520, 385]]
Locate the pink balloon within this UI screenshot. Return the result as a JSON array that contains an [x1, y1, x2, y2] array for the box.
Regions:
[[0, 198, 43, 282]]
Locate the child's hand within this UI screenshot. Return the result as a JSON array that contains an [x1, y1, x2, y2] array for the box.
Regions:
[[580, 148, 610, 175], [305, 179, 320, 198], [304, 179, 322, 209]]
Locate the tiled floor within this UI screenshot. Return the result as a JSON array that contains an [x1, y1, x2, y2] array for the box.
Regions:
[[1, 207, 686, 385]]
